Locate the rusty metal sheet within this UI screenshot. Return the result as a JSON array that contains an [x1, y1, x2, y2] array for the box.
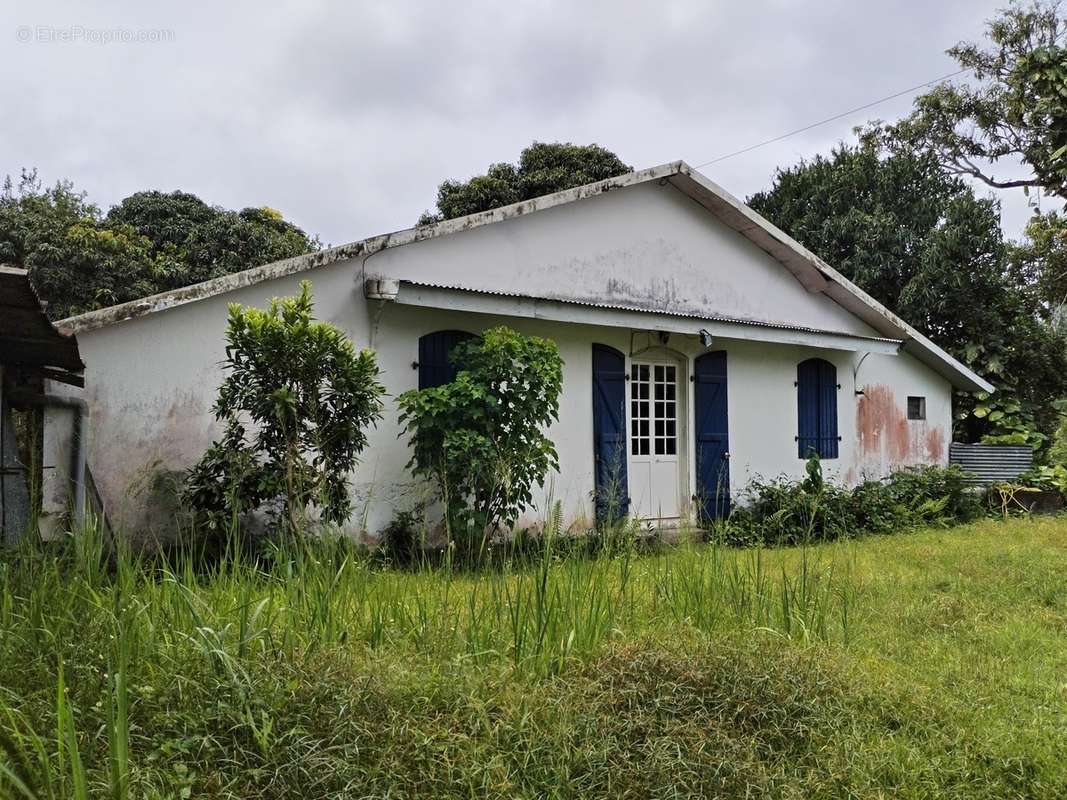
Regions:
[[0, 266, 84, 372]]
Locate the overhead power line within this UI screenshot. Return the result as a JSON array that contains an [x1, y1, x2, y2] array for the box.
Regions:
[[692, 68, 971, 169]]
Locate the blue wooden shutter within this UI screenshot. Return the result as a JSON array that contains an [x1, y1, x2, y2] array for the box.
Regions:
[[592, 344, 628, 525], [418, 330, 474, 389], [817, 359, 839, 459], [694, 351, 730, 521], [797, 358, 838, 458]]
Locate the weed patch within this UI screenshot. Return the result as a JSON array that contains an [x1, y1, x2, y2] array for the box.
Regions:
[[1, 517, 1065, 797]]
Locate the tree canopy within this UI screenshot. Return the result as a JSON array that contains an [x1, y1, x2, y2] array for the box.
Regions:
[[1009, 209, 1067, 309], [0, 170, 319, 319], [749, 142, 1067, 446], [418, 142, 631, 224], [875, 0, 1067, 201]]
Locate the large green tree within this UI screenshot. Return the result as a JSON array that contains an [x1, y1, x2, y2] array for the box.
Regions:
[[108, 192, 318, 287], [0, 170, 319, 319], [749, 143, 1067, 446], [418, 142, 631, 224], [877, 0, 1067, 201], [1009, 209, 1067, 310]]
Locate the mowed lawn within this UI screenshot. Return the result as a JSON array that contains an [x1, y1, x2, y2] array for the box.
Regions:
[[1, 516, 1065, 798]]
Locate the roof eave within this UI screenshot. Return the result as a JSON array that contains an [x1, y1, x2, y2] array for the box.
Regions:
[[668, 165, 993, 394]]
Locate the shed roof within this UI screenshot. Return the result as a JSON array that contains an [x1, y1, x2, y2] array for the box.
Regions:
[[57, 162, 992, 393], [0, 266, 84, 373]]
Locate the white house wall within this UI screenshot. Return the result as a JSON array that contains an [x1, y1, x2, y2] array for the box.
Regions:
[[75, 289, 951, 539], [74, 259, 367, 536]]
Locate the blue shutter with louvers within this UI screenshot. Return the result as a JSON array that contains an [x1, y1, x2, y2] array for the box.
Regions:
[[418, 330, 474, 389], [817, 359, 839, 459], [797, 358, 838, 459], [592, 344, 628, 525], [694, 350, 730, 521]]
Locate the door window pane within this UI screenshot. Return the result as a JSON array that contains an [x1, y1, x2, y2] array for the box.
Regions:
[[631, 360, 679, 460]]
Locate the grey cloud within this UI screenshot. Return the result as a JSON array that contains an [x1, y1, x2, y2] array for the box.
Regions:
[[0, 0, 1030, 246]]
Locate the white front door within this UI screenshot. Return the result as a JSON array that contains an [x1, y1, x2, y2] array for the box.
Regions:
[[628, 360, 682, 520]]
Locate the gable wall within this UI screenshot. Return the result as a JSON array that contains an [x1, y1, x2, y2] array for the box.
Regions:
[[370, 180, 878, 337]]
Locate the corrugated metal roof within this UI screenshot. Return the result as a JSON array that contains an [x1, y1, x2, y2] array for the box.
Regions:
[[399, 279, 905, 345], [0, 266, 83, 372]]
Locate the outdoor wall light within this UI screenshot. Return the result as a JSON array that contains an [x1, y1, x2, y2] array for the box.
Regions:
[[699, 328, 714, 348]]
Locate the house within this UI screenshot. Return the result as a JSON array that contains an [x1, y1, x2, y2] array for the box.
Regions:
[[53, 162, 992, 538]]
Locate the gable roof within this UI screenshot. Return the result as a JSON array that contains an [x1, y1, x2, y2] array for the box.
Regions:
[[59, 162, 992, 393]]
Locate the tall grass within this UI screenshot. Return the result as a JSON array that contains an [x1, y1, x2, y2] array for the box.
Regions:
[[0, 513, 851, 796], [3, 515, 1066, 797]]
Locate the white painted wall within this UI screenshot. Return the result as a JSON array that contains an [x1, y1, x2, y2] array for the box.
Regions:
[[69, 181, 954, 540], [75, 295, 952, 539]]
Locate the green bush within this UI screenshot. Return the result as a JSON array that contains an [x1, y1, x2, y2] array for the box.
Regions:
[[1016, 464, 1067, 495], [397, 326, 563, 554], [723, 457, 857, 546], [716, 456, 980, 547], [183, 282, 384, 538], [378, 509, 425, 567], [882, 464, 981, 522]]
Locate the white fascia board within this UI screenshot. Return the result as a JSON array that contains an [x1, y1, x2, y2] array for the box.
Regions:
[[391, 283, 902, 355]]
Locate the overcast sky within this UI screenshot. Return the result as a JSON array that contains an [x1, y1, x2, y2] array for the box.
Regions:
[[1, 0, 1044, 246]]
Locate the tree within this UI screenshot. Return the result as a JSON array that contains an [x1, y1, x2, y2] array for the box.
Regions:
[[877, 1, 1067, 201], [0, 171, 320, 319], [108, 192, 320, 288], [105, 189, 217, 251], [748, 142, 1067, 446], [0, 170, 174, 317], [418, 142, 631, 224], [183, 282, 384, 535], [1009, 209, 1067, 309], [397, 327, 563, 551]]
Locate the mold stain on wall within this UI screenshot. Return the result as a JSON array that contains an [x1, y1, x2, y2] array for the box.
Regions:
[[857, 384, 945, 471]]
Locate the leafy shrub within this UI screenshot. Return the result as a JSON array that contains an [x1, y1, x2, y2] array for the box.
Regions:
[[882, 464, 981, 522], [1016, 464, 1067, 495], [183, 282, 384, 537], [378, 509, 425, 567], [724, 457, 857, 546], [716, 456, 981, 547], [397, 326, 563, 553]]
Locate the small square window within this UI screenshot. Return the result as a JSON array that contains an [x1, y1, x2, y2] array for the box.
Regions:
[[907, 396, 926, 421]]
